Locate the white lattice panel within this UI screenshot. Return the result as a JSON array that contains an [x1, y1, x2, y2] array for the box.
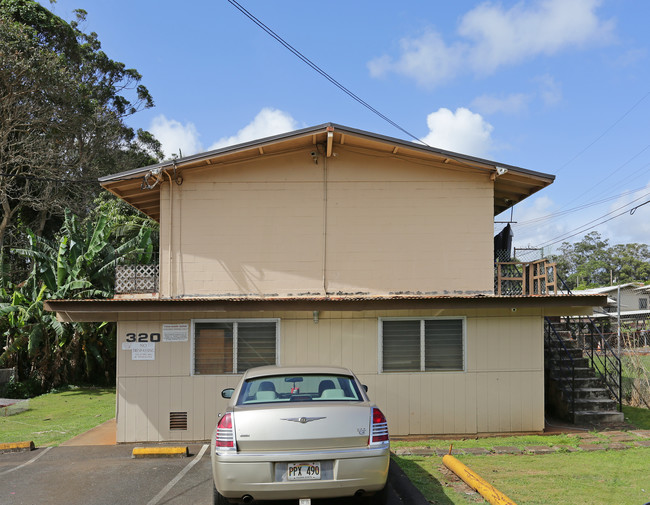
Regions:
[[115, 264, 159, 294]]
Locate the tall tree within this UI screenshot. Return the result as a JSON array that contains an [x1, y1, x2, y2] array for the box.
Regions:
[[0, 0, 161, 253], [550, 232, 650, 289]]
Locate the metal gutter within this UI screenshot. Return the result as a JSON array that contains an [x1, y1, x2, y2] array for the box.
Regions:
[[98, 123, 555, 184]]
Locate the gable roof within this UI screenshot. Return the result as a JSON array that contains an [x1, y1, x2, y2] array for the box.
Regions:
[[100, 123, 555, 221]]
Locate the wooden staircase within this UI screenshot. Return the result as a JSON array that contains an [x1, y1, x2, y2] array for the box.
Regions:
[[545, 323, 624, 425]]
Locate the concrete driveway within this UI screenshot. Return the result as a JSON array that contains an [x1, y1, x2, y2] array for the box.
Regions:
[[0, 443, 415, 505]]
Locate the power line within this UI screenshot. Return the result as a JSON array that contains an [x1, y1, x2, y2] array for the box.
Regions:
[[226, 0, 425, 146], [512, 185, 648, 229], [555, 90, 650, 174], [535, 190, 650, 249]]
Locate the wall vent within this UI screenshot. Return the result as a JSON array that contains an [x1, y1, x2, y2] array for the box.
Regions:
[[170, 411, 188, 430]]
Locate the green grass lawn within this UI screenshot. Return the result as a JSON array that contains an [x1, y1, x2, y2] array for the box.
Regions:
[[396, 449, 650, 505], [393, 407, 650, 504], [0, 386, 115, 447], [623, 404, 650, 427]]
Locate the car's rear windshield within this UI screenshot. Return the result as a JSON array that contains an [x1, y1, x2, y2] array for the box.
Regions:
[[237, 374, 364, 405]]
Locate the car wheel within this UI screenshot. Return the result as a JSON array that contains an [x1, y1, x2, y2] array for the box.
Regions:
[[213, 484, 230, 505]]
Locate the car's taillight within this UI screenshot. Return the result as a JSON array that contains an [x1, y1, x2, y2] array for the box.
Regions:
[[370, 407, 389, 444], [215, 413, 236, 451]]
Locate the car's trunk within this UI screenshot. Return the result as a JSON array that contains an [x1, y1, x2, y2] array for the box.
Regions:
[[233, 402, 371, 451]]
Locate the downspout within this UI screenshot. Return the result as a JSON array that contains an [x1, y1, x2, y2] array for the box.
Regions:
[[322, 127, 334, 296], [322, 149, 328, 296], [165, 170, 174, 297]]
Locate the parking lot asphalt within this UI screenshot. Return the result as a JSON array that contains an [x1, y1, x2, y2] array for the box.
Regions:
[[0, 443, 414, 505]]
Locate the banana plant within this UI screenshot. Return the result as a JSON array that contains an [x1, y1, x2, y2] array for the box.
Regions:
[[2, 209, 155, 387]]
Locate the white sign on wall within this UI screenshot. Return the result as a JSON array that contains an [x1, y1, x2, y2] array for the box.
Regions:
[[131, 342, 155, 360], [122, 342, 155, 360], [162, 324, 189, 342]]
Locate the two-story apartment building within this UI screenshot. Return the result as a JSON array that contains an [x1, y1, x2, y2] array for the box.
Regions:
[[46, 123, 603, 442]]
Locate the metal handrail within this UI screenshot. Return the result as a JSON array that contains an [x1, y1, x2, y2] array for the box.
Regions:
[[544, 316, 576, 421], [556, 274, 623, 412]]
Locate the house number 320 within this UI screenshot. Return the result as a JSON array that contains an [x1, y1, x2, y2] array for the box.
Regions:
[[125, 333, 161, 342]]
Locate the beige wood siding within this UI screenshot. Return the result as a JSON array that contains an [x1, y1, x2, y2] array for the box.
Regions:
[[158, 146, 494, 298], [115, 309, 543, 442]]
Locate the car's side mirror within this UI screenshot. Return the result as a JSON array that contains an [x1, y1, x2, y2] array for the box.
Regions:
[[221, 388, 234, 399], [362, 385, 368, 392]]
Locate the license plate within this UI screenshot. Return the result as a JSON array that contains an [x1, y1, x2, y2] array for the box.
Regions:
[[287, 461, 321, 480]]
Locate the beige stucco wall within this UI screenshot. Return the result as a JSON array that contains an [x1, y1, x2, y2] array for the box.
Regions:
[[115, 309, 544, 443], [158, 146, 494, 299]]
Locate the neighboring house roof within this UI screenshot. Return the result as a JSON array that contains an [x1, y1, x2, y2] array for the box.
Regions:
[[100, 123, 555, 221], [573, 283, 642, 295], [591, 309, 650, 319]]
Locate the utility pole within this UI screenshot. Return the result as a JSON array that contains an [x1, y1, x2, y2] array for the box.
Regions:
[[617, 285, 621, 355]]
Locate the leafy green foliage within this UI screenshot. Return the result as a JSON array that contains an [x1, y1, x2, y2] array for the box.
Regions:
[[0, 1, 162, 392], [549, 232, 650, 289], [0, 0, 161, 253], [0, 210, 155, 389]]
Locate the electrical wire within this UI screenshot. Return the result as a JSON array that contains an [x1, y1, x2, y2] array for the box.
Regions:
[[226, 0, 426, 146], [536, 191, 650, 248], [513, 185, 648, 229], [555, 90, 650, 174]]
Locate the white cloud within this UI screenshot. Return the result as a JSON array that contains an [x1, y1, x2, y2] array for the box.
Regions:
[[208, 108, 298, 150], [369, 0, 614, 87], [150, 115, 202, 159], [602, 183, 650, 243], [471, 93, 531, 115], [421, 108, 494, 157], [150, 109, 299, 159], [471, 74, 562, 116], [535, 74, 562, 105], [508, 195, 565, 251], [368, 30, 465, 88], [459, 0, 614, 73], [508, 181, 650, 253]]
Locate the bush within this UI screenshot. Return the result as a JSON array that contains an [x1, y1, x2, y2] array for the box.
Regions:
[[0, 376, 44, 399]]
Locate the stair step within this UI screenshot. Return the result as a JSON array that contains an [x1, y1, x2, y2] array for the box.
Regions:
[[546, 347, 584, 358], [548, 357, 590, 368], [550, 367, 599, 379], [573, 410, 625, 425], [561, 388, 612, 400], [554, 377, 606, 389], [574, 398, 618, 411]]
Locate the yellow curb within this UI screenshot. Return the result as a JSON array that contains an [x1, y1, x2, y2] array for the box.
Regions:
[[443, 454, 517, 505], [0, 441, 35, 453], [131, 446, 189, 458]]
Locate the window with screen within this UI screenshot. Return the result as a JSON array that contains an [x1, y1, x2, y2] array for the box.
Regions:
[[381, 318, 464, 372], [193, 320, 278, 374]]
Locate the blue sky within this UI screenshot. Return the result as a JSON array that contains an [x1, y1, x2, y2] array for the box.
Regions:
[[48, 0, 650, 254]]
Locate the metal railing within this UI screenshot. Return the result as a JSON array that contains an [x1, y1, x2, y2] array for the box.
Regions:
[[556, 274, 622, 412], [544, 317, 576, 421]]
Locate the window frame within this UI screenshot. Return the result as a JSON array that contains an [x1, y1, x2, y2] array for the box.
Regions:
[[191, 318, 281, 375], [378, 316, 466, 373]]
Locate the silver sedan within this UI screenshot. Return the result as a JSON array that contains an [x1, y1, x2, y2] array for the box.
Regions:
[[211, 365, 390, 504]]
